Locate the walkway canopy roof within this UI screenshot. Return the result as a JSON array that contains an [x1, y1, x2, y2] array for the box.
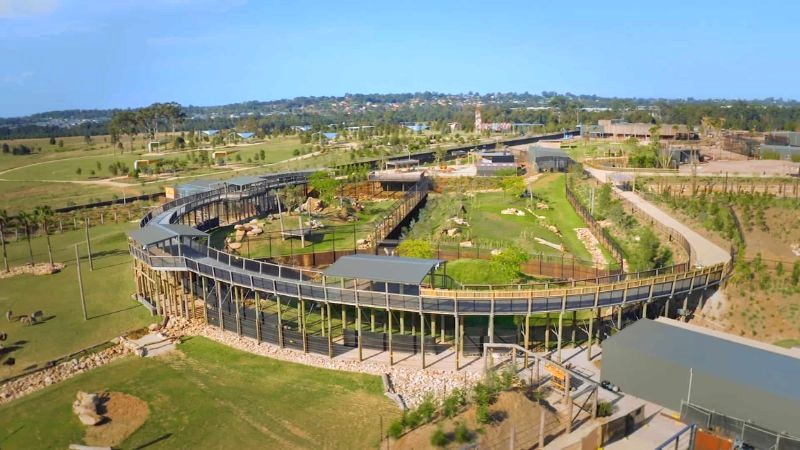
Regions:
[[324, 254, 444, 285], [386, 159, 419, 167], [225, 175, 265, 188], [129, 224, 208, 247]]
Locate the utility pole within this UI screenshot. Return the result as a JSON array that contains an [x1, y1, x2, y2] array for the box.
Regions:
[[75, 244, 87, 320], [84, 217, 94, 270]]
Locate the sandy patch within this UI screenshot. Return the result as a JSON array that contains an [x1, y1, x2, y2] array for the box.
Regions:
[[83, 392, 149, 447]]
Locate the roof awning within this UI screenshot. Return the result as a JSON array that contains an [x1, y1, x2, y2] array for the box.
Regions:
[[225, 176, 265, 188], [324, 254, 444, 285], [128, 224, 208, 247]]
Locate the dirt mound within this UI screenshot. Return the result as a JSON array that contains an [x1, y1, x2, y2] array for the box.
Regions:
[[83, 392, 149, 447]]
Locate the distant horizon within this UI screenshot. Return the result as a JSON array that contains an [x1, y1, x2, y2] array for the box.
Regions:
[[4, 90, 800, 120], [2, 0, 800, 117]]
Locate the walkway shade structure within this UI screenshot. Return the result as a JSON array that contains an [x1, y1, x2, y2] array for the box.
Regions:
[[128, 223, 208, 248], [324, 254, 444, 286]]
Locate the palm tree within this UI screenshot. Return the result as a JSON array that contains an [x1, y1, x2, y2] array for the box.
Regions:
[[34, 206, 54, 267], [16, 211, 34, 266], [0, 209, 9, 272]]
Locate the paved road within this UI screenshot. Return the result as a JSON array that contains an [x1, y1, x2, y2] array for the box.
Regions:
[[585, 167, 731, 267]]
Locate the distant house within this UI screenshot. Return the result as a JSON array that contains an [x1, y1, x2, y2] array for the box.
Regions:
[[594, 119, 694, 139], [201, 130, 220, 137], [236, 132, 255, 140], [761, 132, 800, 160], [528, 146, 571, 172]]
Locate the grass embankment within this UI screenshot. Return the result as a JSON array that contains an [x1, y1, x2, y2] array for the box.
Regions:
[[0, 222, 155, 378], [0, 336, 399, 449]]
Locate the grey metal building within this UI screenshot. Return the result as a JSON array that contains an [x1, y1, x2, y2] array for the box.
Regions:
[[528, 146, 572, 172], [601, 318, 800, 439]]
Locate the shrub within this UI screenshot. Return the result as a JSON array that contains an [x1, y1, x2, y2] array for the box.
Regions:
[[476, 403, 491, 425], [597, 401, 614, 417], [402, 410, 422, 429], [430, 426, 447, 447], [454, 421, 471, 443], [442, 388, 467, 418], [416, 394, 438, 423], [387, 420, 404, 439]]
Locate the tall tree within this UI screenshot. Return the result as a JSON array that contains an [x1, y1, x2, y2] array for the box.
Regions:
[[34, 206, 55, 267], [109, 110, 139, 153], [0, 209, 9, 272], [16, 211, 35, 266]]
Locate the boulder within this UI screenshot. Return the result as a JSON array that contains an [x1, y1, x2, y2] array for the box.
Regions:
[[459, 241, 473, 248], [78, 412, 103, 426], [234, 230, 246, 242], [446, 228, 460, 237]]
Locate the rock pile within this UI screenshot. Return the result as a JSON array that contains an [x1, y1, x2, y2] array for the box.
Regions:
[[0, 344, 130, 405], [575, 228, 606, 267], [0, 262, 65, 280], [73, 391, 104, 426]]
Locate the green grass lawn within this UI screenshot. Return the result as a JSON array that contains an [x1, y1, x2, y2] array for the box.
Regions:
[[412, 174, 614, 265], [0, 336, 399, 449], [443, 259, 519, 285], [773, 339, 800, 349], [0, 222, 155, 378]]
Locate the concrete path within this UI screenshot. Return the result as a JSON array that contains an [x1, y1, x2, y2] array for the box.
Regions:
[[585, 167, 731, 267]]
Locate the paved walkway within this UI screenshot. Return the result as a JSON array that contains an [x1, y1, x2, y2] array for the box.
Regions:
[[585, 167, 731, 267]]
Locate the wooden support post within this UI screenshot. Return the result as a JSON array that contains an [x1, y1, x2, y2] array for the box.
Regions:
[[357, 306, 363, 361], [556, 311, 564, 363], [188, 273, 196, 320], [587, 308, 595, 360], [440, 314, 445, 341], [454, 314, 460, 370], [201, 277, 209, 324], [524, 314, 530, 368], [216, 282, 223, 331], [277, 297, 284, 347], [420, 312, 426, 369], [327, 303, 333, 358], [544, 313, 551, 351], [539, 404, 546, 448], [571, 310, 577, 347], [320, 303, 326, 337], [370, 309, 376, 332], [235, 287, 242, 336], [388, 309, 393, 365], [75, 245, 88, 321], [341, 305, 346, 331], [565, 373, 573, 434], [300, 299, 307, 353], [400, 312, 405, 334], [591, 386, 599, 420], [254, 291, 262, 342], [431, 313, 436, 338]]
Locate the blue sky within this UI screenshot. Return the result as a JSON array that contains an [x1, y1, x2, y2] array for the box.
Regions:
[[0, 0, 798, 117]]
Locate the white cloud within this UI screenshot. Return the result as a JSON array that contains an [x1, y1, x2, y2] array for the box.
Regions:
[[0, 0, 58, 18], [1, 71, 34, 86]]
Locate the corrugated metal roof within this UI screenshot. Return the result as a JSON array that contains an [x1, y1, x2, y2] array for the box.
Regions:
[[324, 254, 444, 285], [128, 223, 208, 247], [528, 146, 570, 160], [602, 318, 800, 436], [225, 176, 265, 187]]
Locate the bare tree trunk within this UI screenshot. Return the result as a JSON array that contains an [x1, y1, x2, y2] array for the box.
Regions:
[[0, 226, 8, 272], [44, 220, 53, 267], [25, 227, 34, 266]]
